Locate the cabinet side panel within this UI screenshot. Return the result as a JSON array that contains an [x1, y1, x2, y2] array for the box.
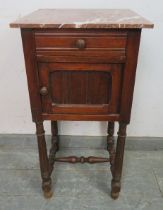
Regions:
[[21, 29, 42, 122], [120, 29, 141, 123]]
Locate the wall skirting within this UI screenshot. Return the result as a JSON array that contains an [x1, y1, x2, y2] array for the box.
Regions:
[[0, 134, 162, 151]]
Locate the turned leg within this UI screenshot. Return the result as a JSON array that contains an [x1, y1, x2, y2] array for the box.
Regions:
[[48, 121, 59, 175], [35, 122, 53, 198], [111, 122, 127, 199], [107, 122, 115, 175], [51, 121, 59, 151]]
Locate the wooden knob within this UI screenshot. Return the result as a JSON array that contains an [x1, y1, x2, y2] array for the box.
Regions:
[[76, 39, 86, 49], [40, 86, 48, 96]]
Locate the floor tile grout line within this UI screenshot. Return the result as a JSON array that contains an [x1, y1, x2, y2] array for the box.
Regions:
[[1, 147, 163, 151], [152, 169, 163, 197], [0, 168, 40, 171], [0, 168, 110, 172], [0, 194, 112, 200], [0, 146, 107, 149]]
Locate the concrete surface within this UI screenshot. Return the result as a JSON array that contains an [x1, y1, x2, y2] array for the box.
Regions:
[[0, 135, 163, 210]]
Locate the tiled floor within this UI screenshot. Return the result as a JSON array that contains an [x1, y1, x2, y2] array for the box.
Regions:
[[0, 135, 163, 210]]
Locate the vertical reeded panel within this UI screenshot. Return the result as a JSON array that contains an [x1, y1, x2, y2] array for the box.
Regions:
[[87, 71, 111, 104], [50, 71, 112, 105], [50, 71, 63, 104], [69, 72, 87, 104]]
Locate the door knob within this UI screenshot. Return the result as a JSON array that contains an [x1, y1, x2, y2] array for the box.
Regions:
[[40, 86, 48, 96]]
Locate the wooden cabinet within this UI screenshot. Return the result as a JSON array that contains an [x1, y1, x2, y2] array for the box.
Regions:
[[10, 9, 153, 199]]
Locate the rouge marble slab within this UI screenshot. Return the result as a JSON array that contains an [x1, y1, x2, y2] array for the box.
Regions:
[[10, 9, 154, 29]]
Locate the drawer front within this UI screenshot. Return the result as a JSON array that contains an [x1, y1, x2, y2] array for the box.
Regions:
[[38, 63, 123, 115], [35, 32, 127, 50], [35, 30, 127, 63]]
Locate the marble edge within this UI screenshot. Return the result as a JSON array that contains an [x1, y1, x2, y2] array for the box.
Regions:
[[10, 23, 154, 29], [9, 8, 154, 29]]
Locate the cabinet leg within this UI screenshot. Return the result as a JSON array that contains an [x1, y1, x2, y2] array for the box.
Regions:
[[51, 121, 59, 151], [49, 121, 59, 174], [35, 122, 53, 198], [111, 122, 127, 199], [107, 122, 115, 175]]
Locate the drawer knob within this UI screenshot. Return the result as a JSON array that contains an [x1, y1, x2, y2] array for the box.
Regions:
[[40, 86, 48, 96], [76, 39, 86, 49]]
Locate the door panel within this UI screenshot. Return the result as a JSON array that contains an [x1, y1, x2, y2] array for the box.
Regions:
[[38, 63, 123, 115], [49, 71, 111, 105], [87, 71, 111, 104]]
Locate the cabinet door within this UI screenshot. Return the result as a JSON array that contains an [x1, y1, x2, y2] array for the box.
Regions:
[[38, 63, 123, 115]]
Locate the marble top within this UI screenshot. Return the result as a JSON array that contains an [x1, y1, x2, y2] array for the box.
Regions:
[[10, 9, 154, 29]]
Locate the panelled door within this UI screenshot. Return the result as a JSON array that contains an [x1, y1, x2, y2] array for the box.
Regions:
[[38, 63, 123, 115]]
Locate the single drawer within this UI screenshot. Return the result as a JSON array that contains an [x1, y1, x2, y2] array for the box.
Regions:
[[35, 31, 127, 51]]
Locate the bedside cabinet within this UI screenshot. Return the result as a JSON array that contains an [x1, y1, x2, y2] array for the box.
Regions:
[[10, 9, 153, 199]]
